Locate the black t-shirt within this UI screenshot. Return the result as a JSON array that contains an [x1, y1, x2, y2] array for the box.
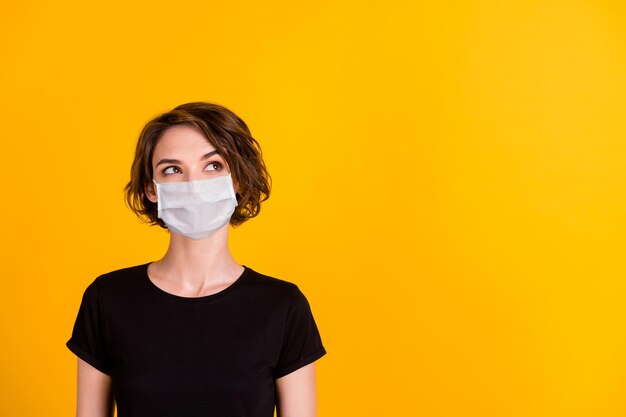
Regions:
[[66, 262, 327, 417]]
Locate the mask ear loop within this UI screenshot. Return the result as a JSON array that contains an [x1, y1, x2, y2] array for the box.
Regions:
[[150, 178, 163, 219], [225, 170, 238, 202]]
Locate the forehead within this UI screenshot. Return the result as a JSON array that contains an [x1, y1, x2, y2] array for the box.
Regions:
[[153, 125, 217, 157]]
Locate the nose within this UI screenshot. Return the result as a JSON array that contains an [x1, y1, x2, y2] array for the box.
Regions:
[[184, 166, 204, 183]]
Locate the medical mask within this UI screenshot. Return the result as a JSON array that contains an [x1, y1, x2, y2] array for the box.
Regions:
[[152, 172, 238, 240]]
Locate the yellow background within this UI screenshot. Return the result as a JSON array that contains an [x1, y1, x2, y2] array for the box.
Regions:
[[1, 1, 625, 416]]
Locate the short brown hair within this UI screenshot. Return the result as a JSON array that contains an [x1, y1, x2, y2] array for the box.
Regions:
[[123, 101, 272, 229]]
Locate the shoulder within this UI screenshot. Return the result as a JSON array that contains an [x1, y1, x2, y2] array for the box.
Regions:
[[244, 266, 302, 292], [243, 266, 312, 308], [245, 266, 298, 291], [89, 262, 150, 296]]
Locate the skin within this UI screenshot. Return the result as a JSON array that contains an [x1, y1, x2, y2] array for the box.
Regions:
[[75, 124, 318, 417]]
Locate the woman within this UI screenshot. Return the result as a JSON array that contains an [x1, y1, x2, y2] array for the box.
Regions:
[[66, 102, 327, 417]]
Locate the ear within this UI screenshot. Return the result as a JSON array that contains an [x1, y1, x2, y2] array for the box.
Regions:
[[145, 180, 158, 204]]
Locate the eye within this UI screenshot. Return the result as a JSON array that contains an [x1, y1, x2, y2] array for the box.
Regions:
[[205, 161, 223, 172], [162, 166, 181, 175]]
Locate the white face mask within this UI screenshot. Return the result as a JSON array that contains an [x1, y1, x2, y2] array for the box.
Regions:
[[152, 172, 238, 240]]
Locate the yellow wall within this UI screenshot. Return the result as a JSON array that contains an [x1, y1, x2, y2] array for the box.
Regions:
[[1, 1, 625, 416]]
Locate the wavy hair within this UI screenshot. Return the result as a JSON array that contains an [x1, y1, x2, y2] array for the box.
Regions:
[[123, 101, 272, 229]]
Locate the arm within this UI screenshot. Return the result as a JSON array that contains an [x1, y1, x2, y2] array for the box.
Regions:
[[275, 362, 317, 417], [76, 357, 115, 417]]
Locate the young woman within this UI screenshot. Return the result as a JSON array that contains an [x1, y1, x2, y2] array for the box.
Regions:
[[66, 102, 327, 417]]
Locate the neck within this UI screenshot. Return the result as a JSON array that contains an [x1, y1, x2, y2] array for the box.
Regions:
[[154, 225, 241, 287]]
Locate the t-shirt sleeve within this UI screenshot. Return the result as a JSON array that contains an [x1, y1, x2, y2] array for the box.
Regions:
[[66, 279, 112, 376], [273, 285, 327, 379]]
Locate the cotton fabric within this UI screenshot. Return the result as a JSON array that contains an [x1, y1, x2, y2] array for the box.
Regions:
[[66, 262, 327, 417]]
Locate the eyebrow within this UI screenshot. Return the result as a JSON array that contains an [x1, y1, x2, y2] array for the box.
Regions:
[[155, 150, 220, 167]]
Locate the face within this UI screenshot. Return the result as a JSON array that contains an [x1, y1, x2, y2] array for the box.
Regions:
[[145, 124, 239, 203]]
